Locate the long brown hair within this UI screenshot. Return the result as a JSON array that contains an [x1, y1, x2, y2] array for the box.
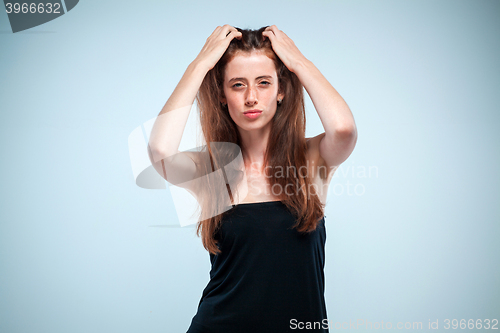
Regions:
[[193, 26, 325, 255]]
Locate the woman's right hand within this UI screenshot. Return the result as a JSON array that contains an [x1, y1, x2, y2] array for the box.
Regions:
[[193, 25, 242, 71]]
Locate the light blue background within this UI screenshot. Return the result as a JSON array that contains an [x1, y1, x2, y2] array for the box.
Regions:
[[1, 0, 499, 332]]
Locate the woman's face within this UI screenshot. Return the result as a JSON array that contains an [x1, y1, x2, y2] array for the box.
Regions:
[[221, 51, 284, 131]]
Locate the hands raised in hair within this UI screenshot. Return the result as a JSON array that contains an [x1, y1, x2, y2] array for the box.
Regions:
[[262, 25, 308, 73], [194, 24, 243, 71]]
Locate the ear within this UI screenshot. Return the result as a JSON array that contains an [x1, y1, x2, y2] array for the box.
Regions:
[[277, 92, 285, 102], [220, 97, 227, 104]]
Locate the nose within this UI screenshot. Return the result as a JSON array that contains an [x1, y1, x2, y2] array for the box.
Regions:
[[245, 86, 258, 106]]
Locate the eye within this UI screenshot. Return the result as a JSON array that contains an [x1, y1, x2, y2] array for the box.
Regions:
[[260, 81, 270, 85], [232, 83, 243, 88]]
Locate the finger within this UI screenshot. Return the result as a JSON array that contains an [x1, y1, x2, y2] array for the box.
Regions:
[[264, 26, 275, 34], [216, 24, 230, 38], [209, 26, 222, 38], [266, 25, 278, 33], [226, 27, 242, 39], [264, 29, 278, 42], [221, 24, 237, 37], [225, 30, 239, 38], [262, 30, 275, 42]]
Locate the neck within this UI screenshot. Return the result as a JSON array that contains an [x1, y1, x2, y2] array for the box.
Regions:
[[239, 123, 271, 172]]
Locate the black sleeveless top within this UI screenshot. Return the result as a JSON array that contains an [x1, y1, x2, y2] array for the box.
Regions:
[[186, 201, 328, 333]]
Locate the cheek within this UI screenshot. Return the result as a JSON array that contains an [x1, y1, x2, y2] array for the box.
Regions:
[[228, 96, 239, 104], [264, 89, 278, 102], [226, 93, 240, 105]]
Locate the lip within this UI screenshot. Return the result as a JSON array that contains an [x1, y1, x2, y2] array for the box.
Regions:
[[243, 109, 263, 114], [243, 110, 263, 119]]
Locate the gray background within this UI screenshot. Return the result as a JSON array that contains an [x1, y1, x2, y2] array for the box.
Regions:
[[0, 0, 499, 332]]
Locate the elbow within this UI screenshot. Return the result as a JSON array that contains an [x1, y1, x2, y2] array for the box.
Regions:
[[333, 123, 357, 141], [147, 144, 158, 164], [148, 144, 177, 164], [327, 125, 357, 152], [148, 144, 166, 164]]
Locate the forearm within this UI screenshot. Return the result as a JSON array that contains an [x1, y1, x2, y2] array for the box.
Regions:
[[293, 58, 356, 137], [148, 60, 209, 161]]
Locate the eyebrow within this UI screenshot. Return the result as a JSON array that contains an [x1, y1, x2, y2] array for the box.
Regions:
[[228, 75, 274, 83]]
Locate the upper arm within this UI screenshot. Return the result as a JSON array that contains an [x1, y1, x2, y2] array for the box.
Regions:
[[307, 133, 337, 187], [318, 127, 357, 170], [147, 145, 202, 194], [307, 129, 357, 186]]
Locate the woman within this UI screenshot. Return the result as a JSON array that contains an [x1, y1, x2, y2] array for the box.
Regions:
[[148, 25, 357, 332]]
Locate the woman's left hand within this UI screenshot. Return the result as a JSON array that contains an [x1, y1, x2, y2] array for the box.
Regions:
[[262, 25, 308, 73]]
